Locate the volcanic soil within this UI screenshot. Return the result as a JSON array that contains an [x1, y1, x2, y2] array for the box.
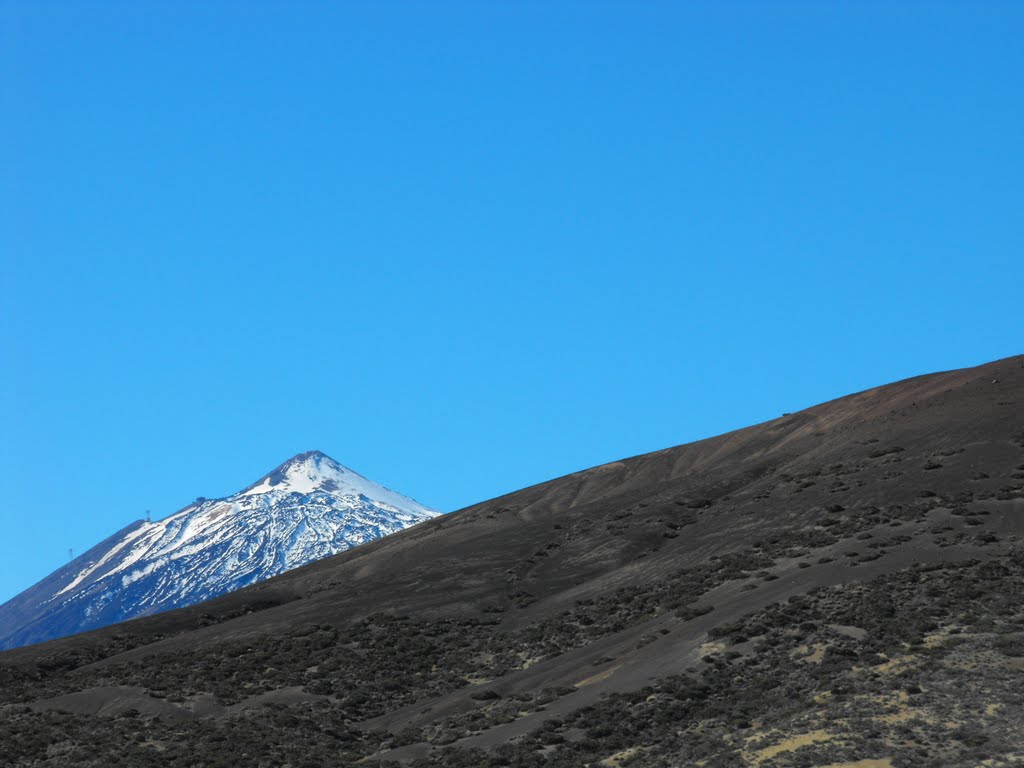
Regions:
[[1, 355, 1022, 767]]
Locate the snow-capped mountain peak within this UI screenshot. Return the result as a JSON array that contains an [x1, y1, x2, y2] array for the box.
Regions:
[[239, 451, 434, 515], [0, 451, 440, 650]]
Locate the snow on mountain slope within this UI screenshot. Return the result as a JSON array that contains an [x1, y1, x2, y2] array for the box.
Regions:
[[0, 451, 439, 650]]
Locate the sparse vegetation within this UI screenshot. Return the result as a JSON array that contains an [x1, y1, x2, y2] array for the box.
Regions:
[[1, 357, 1021, 766]]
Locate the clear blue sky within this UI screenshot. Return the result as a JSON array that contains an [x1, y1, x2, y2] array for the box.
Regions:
[[1, 2, 1021, 605]]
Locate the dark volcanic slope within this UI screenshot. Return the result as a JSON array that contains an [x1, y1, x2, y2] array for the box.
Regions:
[[2, 355, 1023, 767]]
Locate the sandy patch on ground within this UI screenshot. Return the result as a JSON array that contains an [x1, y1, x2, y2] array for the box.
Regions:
[[871, 653, 920, 675], [599, 746, 646, 766], [745, 729, 834, 763], [791, 642, 827, 664], [699, 640, 725, 657], [575, 664, 621, 688]]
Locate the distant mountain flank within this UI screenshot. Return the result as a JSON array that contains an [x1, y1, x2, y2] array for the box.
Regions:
[[0, 451, 439, 650]]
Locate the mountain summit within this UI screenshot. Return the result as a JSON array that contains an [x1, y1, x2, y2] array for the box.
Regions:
[[240, 450, 436, 515], [0, 451, 439, 650]]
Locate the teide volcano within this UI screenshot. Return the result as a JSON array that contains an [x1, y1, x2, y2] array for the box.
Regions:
[[0, 451, 438, 650]]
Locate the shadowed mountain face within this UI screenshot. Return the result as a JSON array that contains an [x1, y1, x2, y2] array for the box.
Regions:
[[1, 356, 1022, 767]]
